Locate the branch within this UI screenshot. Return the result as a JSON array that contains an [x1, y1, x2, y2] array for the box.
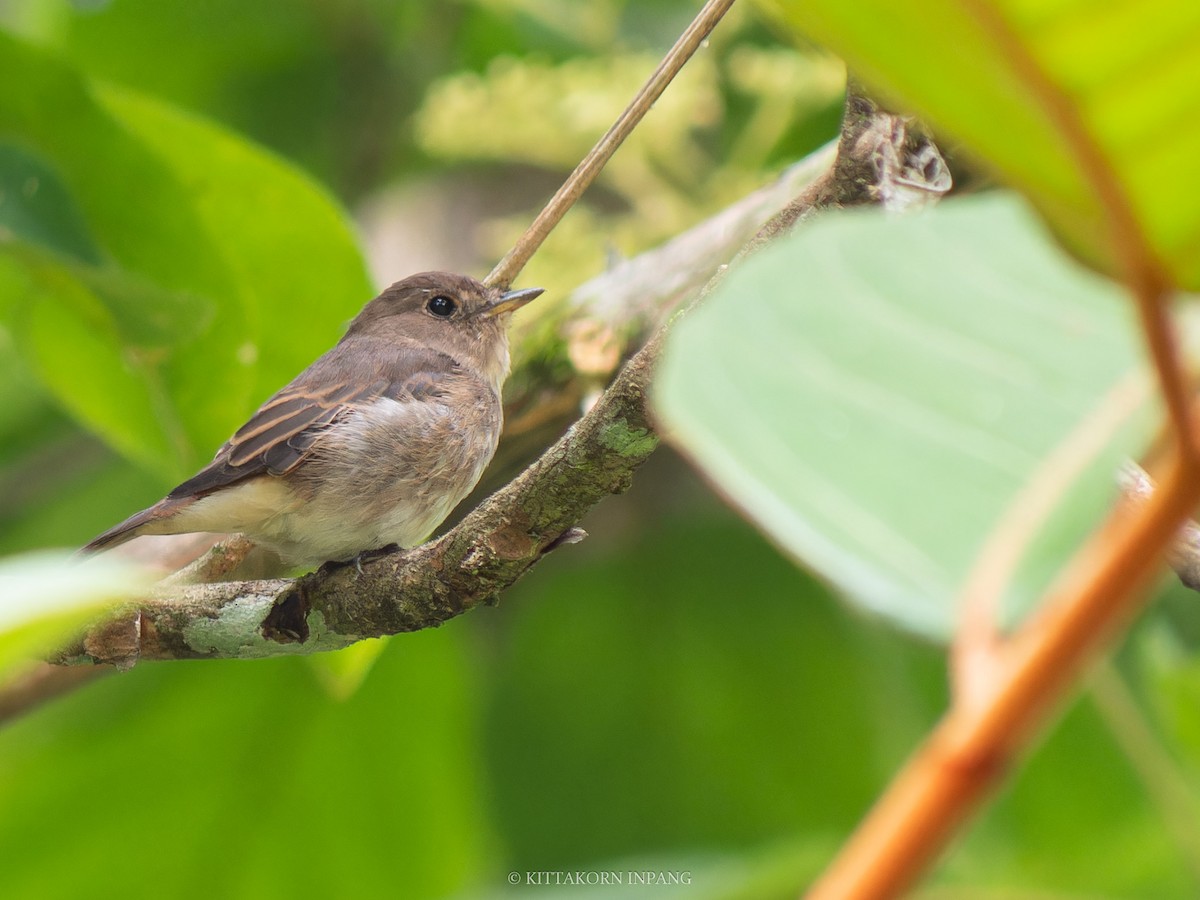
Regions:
[[57, 333, 660, 664], [476, 143, 838, 491]]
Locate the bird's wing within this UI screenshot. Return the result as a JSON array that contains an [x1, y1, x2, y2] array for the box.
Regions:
[[167, 345, 460, 500], [81, 341, 465, 555]]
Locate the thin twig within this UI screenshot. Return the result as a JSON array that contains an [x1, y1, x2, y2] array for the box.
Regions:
[[483, 0, 738, 291]]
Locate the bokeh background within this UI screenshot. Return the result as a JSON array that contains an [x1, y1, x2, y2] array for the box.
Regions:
[[2, 1, 1200, 897]]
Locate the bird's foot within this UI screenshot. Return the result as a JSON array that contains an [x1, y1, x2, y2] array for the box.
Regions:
[[316, 544, 403, 577], [355, 543, 402, 572], [315, 557, 351, 578]]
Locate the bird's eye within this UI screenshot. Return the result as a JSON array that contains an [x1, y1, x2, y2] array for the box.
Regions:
[[426, 295, 457, 318]]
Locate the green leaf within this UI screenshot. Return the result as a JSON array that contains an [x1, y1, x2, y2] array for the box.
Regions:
[[0, 30, 372, 476], [0, 550, 144, 679], [0, 141, 101, 263], [0, 628, 494, 899], [769, 0, 1200, 290], [655, 194, 1152, 639], [95, 84, 375, 405], [0, 256, 182, 471]]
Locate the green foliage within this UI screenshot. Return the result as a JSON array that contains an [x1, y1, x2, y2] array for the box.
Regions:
[[0, 628, 493, 899], [8, 506, 1194, 898], [652, 0, 1200, 894], [1, 0, 1199, 898]]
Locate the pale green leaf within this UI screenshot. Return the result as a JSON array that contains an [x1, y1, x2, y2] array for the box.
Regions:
[[655, 194, 1154, 638]]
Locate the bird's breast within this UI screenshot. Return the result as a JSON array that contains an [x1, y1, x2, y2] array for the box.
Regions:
[[273, 385, 503, 560]]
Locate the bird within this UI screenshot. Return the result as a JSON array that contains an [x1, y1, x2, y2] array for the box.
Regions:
[[83, 271, 543, 569]]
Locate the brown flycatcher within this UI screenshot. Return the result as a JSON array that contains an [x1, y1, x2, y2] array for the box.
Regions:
[[84, 271, 543, 569]]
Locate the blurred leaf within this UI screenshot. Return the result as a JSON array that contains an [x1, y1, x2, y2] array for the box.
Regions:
[[0, 256, 182, 471], [0, 29, 372, 476], [416, 52, 720, 175], [655, 194, 1152, 639], [0, 141, 101, 263], [769, 0, 1200, 289], [0, 321, 59, 459], [0, 550, 143, 679], [414, 46, 760, 284], [16, 0, 459, 198], [485, 516, 947, 868], [0, 627, 494, 898], [0, 452, 162, 556], [96, 85, 375, 405]]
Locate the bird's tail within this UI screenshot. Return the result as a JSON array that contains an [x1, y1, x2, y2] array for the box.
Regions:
[[81, 498, 190, 554]]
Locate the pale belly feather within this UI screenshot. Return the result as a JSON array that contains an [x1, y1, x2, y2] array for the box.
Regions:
[[176, 394, 501, 567]]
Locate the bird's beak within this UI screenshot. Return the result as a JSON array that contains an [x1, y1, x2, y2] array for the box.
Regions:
[[481, 286, 544, 318]]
